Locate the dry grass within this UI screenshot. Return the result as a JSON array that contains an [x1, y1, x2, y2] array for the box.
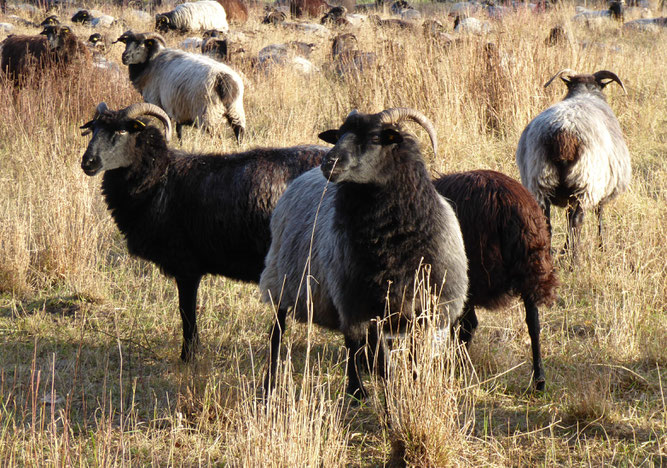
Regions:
[[1, 0, 666, 466]]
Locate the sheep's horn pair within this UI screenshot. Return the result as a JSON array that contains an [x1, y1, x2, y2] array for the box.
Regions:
[[123, 103, 172, 142], [377, 107, 438, 157], [543, 68, 577, 88], [593, 70, 627, 95]]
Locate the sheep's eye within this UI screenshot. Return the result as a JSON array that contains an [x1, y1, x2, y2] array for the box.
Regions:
[[116, 129, 127, 136], [369, 135, 381, 144]]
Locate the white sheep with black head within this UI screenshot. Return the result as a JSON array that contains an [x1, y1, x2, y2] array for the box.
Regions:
[[260, 108, 469, 398], [155, 0, 229, 34], [116, 30, 245, 142], [516, 69, 630, 260]]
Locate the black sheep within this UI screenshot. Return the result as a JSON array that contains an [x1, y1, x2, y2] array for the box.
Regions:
[[433, 170, 558, 390], [80, 102, 328, 361]]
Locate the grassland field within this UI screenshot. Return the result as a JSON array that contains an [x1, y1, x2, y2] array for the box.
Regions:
[[0, 0, 665, 466]]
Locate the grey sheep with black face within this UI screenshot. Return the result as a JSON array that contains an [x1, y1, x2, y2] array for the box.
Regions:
[[516, 69, 631, 260], [116, 30, 245, 141], [79, 102, 328, 362], [260, 108, 468, 399]]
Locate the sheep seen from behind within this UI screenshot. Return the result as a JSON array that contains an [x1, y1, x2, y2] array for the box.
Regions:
[[80, 102, 328, 362], [516, 69, 630, 261], [260, 108, 469, 398], [434, 170, 558, 390]]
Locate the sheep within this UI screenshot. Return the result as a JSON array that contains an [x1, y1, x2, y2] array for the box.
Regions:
[[71, 9, 116, 28], [0, 22, 15, 34], [80, 101, 329, 362], [215, 0, 248, 24], [454, 16, 490, 34], [257, 43, 319, 74], [262, 7, 287, 24], [368, 14, 417, 30], [321, 5, 348, 25], [155, 1, 229, 34], [433, 170, 558, 390], [544, 24, 573, 47], [1, 25, 89, 85], [289, 0, 332, 18], [573, 2, 624, 25], [116, 30, 245, 142], [390, 0, 421, 20], [260, 108, 469, 398], [41, 24, 91, 65], [330, 33, 377, 77], [516, 69, 630, 260], [1, 34, 51, 85], [623, 17, 667, 31]]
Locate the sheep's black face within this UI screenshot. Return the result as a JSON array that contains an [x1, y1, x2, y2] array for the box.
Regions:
[[155, 15, 171, 33], [319, 112, 403, 184], [40, 15, 59, 26], [80, 116, 145, 176], [41, 25, 72, 51], [72, 10, 91, 24], [122, 37, 159, 65]]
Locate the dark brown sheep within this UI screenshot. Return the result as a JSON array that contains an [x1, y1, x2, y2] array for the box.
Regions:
[[433, 170, 558, 390], [215, 0, 248, 24], [1, 34, 52, 85], [290, 0, 332, 18]]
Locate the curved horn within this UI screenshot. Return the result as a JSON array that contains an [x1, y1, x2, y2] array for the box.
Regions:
[[377, 107, 438, 157], [95, 102, 109, 116], [544, 68, 577, 88], [124, 103, 172, 142], [593, 70, 627, 95]]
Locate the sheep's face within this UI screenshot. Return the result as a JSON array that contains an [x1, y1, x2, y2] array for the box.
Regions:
[[319, 112, 404, 184], [40, 15, 59, 26], [41, 25, 72, 51], [155, 15, 171, 33], [122, 37, 162, 65], [71, 10, 91, 24], [80, 116, 146, 175]]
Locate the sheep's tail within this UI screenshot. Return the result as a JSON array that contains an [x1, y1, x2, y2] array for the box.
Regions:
[[215, 73, 245, 141], [506, 200, 559, 307], [544, 128, 582, 165]]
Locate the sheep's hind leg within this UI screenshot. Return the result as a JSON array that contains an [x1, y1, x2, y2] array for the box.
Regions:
[[176, 276, 202, 362], [564, 200, 584, 262], [595, 204, 604, 250], [344, 334, 368, 400], [524, 297, 545, 391], [263, 307, 287, 397]]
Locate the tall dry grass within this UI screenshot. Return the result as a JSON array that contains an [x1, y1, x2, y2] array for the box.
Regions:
[[0, 1, 665, 465]]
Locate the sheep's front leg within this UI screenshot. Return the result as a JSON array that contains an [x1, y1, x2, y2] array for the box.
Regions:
[[344, 334, 368, 400], [176, 275, 202, 362], [524, 297, 545, 391], [263, 307, 287, 397], [457, 303, 478, 346]]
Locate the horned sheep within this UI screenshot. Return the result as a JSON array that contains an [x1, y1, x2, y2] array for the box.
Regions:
[[516, 69, 630, 260], [116, 31, 245, 141], [433, 170, 558, 390], [260, 108, 469, 398], [155, 1, 229, 34], [80, 102, 328, 362]]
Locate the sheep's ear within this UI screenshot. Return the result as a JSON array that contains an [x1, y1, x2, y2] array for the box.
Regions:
[[129, 120, 146, 131], [380, 128, 403, 145], [80, 120, 94, 136], [145, 39, 155, 48], [318, 129, 339, 144]]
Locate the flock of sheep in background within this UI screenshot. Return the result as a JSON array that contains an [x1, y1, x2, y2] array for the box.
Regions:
[[0, 0, 649, 397]]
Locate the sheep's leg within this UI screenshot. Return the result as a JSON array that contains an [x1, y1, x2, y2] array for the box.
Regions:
[[543, 200, 552, 240], [177, 275, 202, 362], [344, 334, 368, 400], [564, 200, 584, 261], [457, 303, 478, 346], [263, 307, 287, 396], [596, 204, 604, 250], [523, 297, 545, 391], [176, 123, 184, 140]]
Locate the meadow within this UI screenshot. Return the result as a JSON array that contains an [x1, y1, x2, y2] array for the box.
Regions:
[[0, 1, 665, 465]]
